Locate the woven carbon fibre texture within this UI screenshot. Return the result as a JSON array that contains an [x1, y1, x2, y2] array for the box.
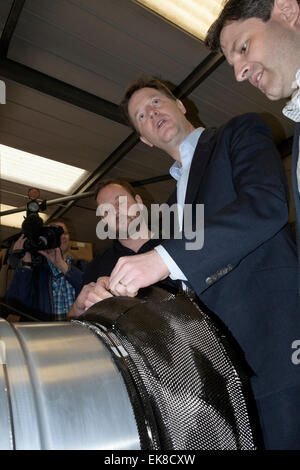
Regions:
[[78, 287, 257, 450]]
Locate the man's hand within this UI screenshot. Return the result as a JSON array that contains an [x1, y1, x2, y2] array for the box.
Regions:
[[13, 234, 32, 266], [109, 250, 170, 297], [39, 248, 68, 274], [67, 277, 113, 319]]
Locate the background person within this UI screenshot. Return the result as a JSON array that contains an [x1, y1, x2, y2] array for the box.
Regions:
[[67, 179, 176, 318], [5, 219, 87, 321]]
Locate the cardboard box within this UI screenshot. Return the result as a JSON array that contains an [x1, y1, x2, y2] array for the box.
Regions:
[[69, 240, 93, 262]]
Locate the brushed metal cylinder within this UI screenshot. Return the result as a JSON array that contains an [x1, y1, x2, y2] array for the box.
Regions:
[[0, 318, 140, 450]]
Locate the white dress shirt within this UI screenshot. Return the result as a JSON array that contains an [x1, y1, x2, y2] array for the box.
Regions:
[[154, 127, 205, 282]]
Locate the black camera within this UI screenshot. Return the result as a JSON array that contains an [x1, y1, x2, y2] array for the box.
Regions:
[[22, 213, 63, 254], [7, 192, 64, 268], [21, 196, 63, 255]]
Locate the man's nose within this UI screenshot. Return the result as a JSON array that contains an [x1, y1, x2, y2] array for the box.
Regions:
[[149, 107, 159, 119], [235, 62, 251, 82]]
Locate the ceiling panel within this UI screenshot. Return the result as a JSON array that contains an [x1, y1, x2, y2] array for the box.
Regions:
[[8, 0, 207, 102]]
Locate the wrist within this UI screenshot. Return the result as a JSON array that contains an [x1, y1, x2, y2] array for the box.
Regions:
[[59, 260, 70, 275], [73, 299, 85, 317]]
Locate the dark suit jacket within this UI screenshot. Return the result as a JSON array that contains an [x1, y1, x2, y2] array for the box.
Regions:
[[292, 123, 300, 302], [161, 113, 300, 400]]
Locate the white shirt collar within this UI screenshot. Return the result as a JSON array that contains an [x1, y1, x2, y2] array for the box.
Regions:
[[169, 128, 204, 181], [282, 68, 300, 122]]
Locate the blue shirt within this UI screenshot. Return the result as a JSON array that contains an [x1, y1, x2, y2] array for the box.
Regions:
[[48, 254, 75, 320], [155, 128, 204, 281]]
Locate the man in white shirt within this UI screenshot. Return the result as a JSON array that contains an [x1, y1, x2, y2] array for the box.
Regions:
[[85, 76, 300, 449], [205, 0, 300, 106], [205, 0, 300, 242]]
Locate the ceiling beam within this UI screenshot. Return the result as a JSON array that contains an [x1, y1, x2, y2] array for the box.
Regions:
[[174, 52, 225, 99], [0, 58, 125, 124], [133, 174, 172, 187], [0, 0, 25, 58], [47, 132, 138, 221], [0, 1, 125, 124], [0, 174, 172, 217]]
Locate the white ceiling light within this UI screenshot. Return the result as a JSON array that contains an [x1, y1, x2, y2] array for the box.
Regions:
[[0, 204, 48, 229], [0, 144, 88, 195], [134, 0, 225, 41]]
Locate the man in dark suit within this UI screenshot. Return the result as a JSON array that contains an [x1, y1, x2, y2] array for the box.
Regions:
[[204, 0, 300, 309], [87, 76, 300, 449]]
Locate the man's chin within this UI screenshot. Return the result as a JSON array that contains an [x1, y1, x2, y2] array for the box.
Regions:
[[263, 85, 290, 101], [265, 92, 279, 101]]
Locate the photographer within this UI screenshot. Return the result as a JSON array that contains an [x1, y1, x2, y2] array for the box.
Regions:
[[5, 220, 87, 321]]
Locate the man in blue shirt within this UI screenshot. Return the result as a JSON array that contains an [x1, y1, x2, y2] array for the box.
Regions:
[[81, 76, 300, 449]]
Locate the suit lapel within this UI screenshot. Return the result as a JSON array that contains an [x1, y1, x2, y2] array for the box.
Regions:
[[184, 127, 216, 205]]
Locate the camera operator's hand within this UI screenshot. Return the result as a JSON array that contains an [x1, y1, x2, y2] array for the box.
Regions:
[[13, 234, 32, 267], [67, 277, 113, 319], [39, 247, 69, 274]]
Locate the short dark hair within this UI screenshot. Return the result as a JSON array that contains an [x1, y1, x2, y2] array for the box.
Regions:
[[205, 0, 300, 52], [120, 76, 177, 130], [50, 218, 68, 226], [94, 178, 138, 201], [47, 218, 68, 231]]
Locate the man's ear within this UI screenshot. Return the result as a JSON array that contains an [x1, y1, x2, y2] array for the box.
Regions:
[[140, 135, 154, 147], [176, 99, 187, 115], [273, 0, 300, 26]]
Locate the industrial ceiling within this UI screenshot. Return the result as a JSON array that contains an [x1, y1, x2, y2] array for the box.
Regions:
[[0, 0, 295, 254]]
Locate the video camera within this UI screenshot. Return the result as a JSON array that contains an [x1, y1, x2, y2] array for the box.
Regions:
[[10, 189, 63, 267], [22, 199, 63, 255], [22, 200, 63, 254]]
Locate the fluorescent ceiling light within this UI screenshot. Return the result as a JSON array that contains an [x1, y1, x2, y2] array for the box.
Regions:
[[0, 144, 88, 195], [134, 0, 225, 41], [0, 204, 48, 229]]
